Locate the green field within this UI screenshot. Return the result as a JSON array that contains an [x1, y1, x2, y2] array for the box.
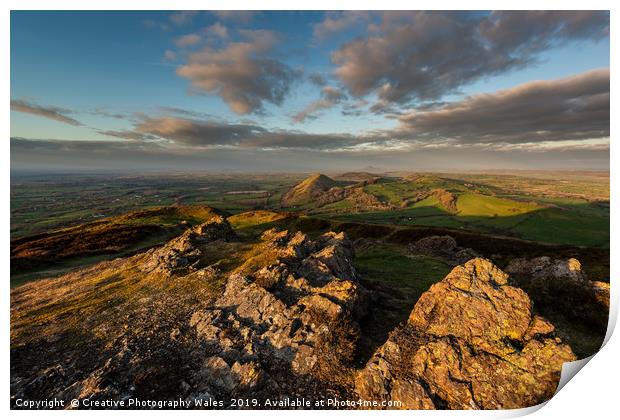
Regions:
[[11, 171, 609, 249]]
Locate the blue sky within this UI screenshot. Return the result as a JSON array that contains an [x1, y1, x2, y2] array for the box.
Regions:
[[10, 11, 610, 171]]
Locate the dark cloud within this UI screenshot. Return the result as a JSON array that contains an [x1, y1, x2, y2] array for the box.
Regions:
[[308, 72, 327, 86], [156, 106, 214, 120], [89, 107, 126, 120], [332, 11, 609, 106], [97, 130, 158, 141], [134, 116, 267, 146], [176, 30, 300, 114], [132, 115, 371, 150], [292, 86, 347, 123], [395, 69, 609, 144], [11, 137, 609, 173], [10, 99, 82, 126]]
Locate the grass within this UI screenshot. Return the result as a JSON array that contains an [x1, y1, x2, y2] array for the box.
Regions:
[[10, 205, 224, 285], [354, 243, 452, 363], [329, 195, 609, 248], [355, 245, 452, 304], [455, 193, 540, 217]]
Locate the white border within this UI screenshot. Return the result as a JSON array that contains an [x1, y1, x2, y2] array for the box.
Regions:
[[3, 1, 617, 418]]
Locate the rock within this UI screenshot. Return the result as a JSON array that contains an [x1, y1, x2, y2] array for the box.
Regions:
[[356, 258, 576, 409], [230, 361, 266, 389], [591, 281, 610, 312], [453, 248, 480, 265], [201, 357, 237, 391], [189, 229, 368, 398], [506, 257, 588, 285], [505, 257, 609, 330], [410, 235, 479, 265], [194, 216, 237, 242], [140, 216, 237, 275]]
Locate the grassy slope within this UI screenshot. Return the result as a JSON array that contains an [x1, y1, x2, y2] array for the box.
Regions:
[[325, 179, 609, 247], [354, 243, 452, 362], [10, 205, 223, 285]]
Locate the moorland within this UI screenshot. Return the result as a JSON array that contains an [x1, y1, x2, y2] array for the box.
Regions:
[[10, 170, 610, 409]]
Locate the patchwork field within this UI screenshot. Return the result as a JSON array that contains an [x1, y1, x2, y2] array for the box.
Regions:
[[11, 170, 609, 286]]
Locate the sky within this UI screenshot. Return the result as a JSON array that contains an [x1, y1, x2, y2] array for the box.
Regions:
[[10, 10, 610, 172]]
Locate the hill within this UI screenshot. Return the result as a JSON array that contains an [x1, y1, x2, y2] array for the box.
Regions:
[[10, 205, 224, 285], [280, 173, 339, 207]]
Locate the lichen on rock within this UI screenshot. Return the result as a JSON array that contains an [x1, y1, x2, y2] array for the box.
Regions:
[[355, 258, 576, 410]]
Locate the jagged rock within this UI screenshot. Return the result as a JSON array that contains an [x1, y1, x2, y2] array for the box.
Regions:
[[189, 229, 368, 398], [200, 357, 237, 391], [591, 281, 610, 312], [194, 216, 237, 242], [356, 259, 576, 410], [453, 248, 480, 265], [410, 235, 479, 265], [140, 216, 237, 275], [506, 257, 588, 285], [505, 256, 609, 332]]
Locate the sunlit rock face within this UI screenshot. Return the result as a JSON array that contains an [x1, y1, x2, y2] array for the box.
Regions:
[[356, 258, 576, 410]]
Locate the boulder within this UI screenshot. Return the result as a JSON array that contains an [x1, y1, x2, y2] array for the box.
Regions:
[[356, 259, 576, 409], [189, 229, 368, 399], [506, 257, 588, 285], [410, 235, 479, 265], [140, 216, 237, 275], [505, 257, 609, 330]]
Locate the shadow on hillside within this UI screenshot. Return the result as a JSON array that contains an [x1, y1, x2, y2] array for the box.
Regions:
[[329, 200, 609, 249]]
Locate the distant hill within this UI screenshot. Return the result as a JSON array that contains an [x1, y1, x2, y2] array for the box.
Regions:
[[337, 172, 381, 182], [280, 173, 338, 207]]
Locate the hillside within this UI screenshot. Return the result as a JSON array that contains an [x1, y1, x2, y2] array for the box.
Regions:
[[10, 205, 224, 285], [10, 212, 609, 408], [280, 173, 339, 207]]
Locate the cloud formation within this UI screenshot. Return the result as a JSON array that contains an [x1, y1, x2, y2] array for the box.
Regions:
[[175, 33, 201, 47], [332, 11, 609, 107], [308, 72, 327, 86], [205, 22, 229, 39], [292, 86, 347, 123], [132, 115, 370, 150], [313, 11, 368, 41], [96, 129, 158, 141], [10, 100, 82, 126], [395, 69, 610, 144], [170, 11, 199, 26], [176, 30, 299, 114], [11, 136, 609, 173]]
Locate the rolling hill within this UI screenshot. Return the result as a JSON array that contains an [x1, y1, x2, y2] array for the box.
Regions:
[[280, 173, 339, 206]]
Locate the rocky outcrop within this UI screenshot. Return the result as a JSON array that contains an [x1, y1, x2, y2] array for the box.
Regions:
[[409, 235, 479, 265], [11, 217, 591, 410], [355, 259, 575, 409], [140, 216, 237, 274], [431, 189, 458, 213], [506, 257, 588, 285], [506, 257, 609, 330], [186, 229, 368, 401]]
